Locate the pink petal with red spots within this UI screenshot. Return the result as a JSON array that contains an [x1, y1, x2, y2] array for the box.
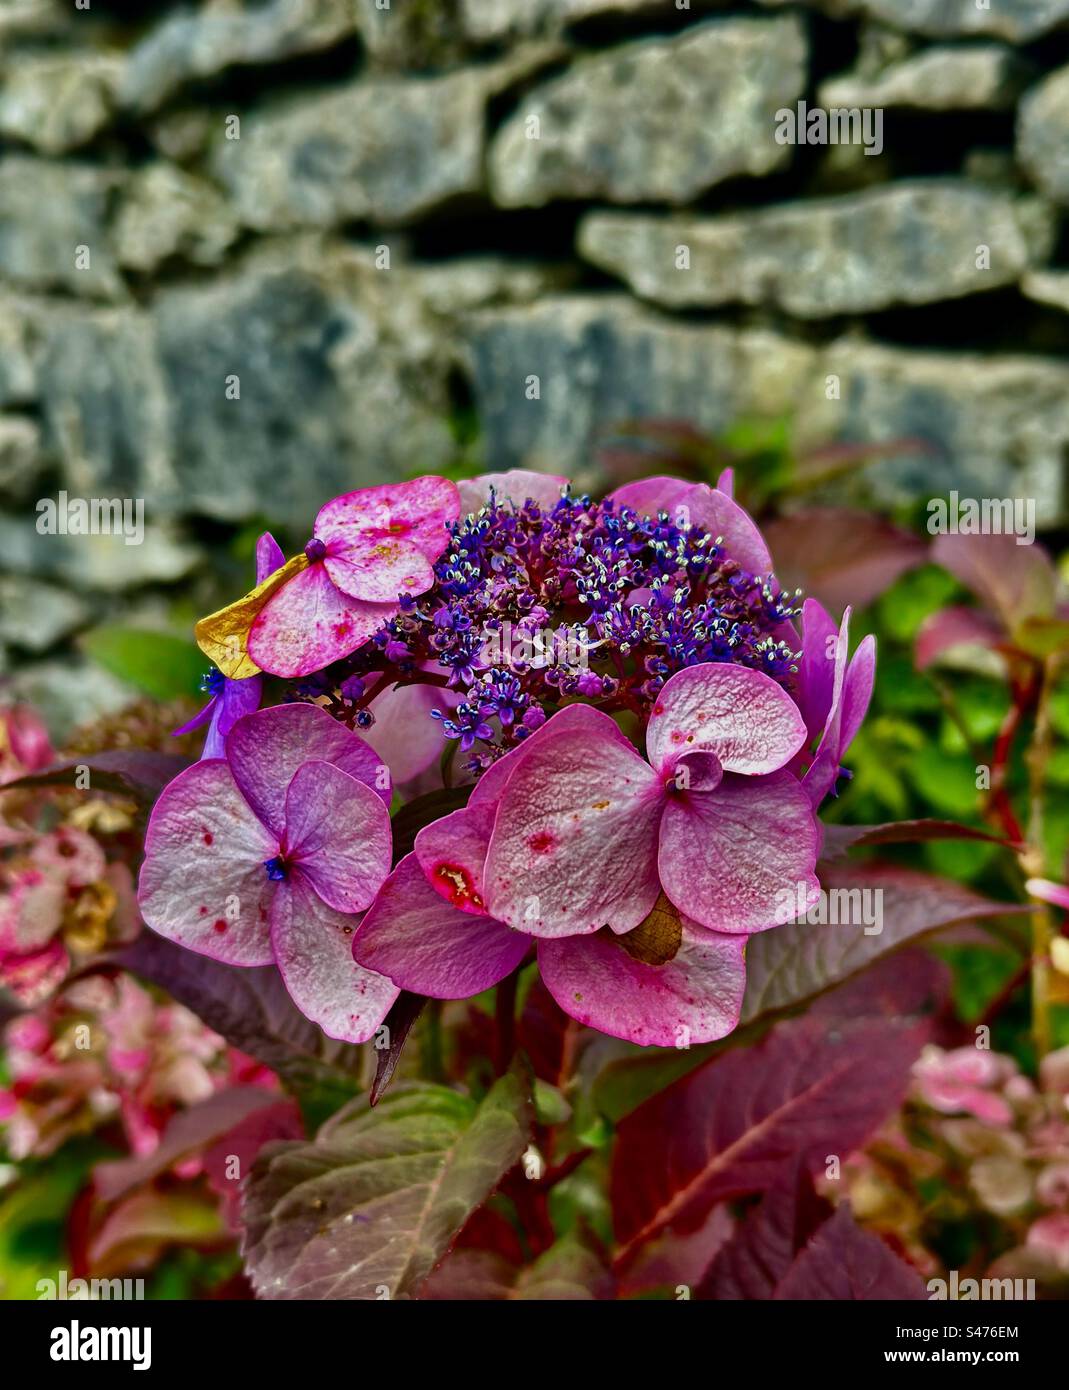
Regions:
[[285, 760, 391, 915], [248, 561, 393, 678], [483, 705, 663, 938], [469, 702, 640, 810], [138, 760, 276, 966], [226, 703, 390, 840], [457, 471, 568, 514], [414, 802, 496, 915], [269, 870, 397, 1044], [537, 923, 746, 1047], [352, 854, 529, 998], [657, 770, 820, 934], [646, 663, 807, 779], [316, 476, 459, 567]]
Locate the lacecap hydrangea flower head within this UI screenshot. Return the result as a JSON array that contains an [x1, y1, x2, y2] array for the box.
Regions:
[[136, 471, 874, 1047]]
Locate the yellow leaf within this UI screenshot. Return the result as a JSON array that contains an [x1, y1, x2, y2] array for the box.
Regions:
[[194, 553, 308, 679], [618, 892, 683, 966]]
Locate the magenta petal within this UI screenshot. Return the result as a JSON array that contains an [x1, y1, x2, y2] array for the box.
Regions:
[[255, 532, 286, 585], [226, 703, 390, 840], [457, 470, 568, 514], [137, 760, 276, 966], [608, 475, 695, 520], [315, 476, 460, 565], [172, 696, 218, 738], [483, 705, 663, 938], [202, 675, 262, 760], [801, 608, 851, 808], [415, 802, 496, 915], [657, 771, 820, 934], [796, 598, 840, 743], [646, 663, 807, 778], [248, 561, 394, 678], [269, 871, 397, 1043], [715, 467, 734, 498], [685, 483, 772, 573], [285, 761, 391, 914], [538, 923, 746, 1047], [352, 855, 529, 998], [840, 633, 876, 754]]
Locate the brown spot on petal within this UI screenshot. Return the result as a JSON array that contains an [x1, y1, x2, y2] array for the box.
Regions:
[[591, 799, 610, 811], [617, 893, 683, 966]]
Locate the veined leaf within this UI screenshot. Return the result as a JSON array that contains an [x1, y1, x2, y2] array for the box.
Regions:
[[242, 1065, 532, 1299]]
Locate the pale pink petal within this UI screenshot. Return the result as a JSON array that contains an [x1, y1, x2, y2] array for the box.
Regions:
[[324, 542, 436, 605], [0, 937, 69, 1006], [0, 872, 65, 953], [255, 532, 286, 585], [414, 802, 496, 915], [483, 706, 663, 938], [269, 871, 397, 1043], [285, 761, 391, 914], [608, 476, 695, 520], [538, 923, 746, 1047], [226, 703, 390, 840], [657, 771, 820, 934], [685, 482, 772, 574], [138, 761, 276, 966], [457, 470, 568, 514], [315, 476, 460, 565], [30, 826, 106, 889], [248, 561, 394, 678], [646, 663, 807, 778], [352, 854, 529, 997], [715, 467, 734, 498], [1027, 878, 1069, 913], [361, 678, 445, 783]]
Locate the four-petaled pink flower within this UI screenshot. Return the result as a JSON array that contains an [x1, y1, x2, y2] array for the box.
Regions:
[[138, 703, 397, 1042], [353, 663, 821, 1046], [196, 477, 460, 681]]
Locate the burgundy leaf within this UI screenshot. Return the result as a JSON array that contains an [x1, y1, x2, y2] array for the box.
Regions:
[[765, 508, 925, 613], [742, 863, 1024, 1025], [772, 1204, 927, 1300], [932, 531, 1056, 634], [915, 605, 1005, 672], [820, 820, 1011, 859], [4, 750, 190, 806], [611, 1007, 928, 1269], [370, 992, 427, 1105], [697, 1164, 832, 1300]]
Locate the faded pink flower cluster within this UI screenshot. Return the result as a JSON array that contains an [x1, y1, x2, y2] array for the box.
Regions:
[[0, 972, 277, 1162], [137, 471, 875, 1047]]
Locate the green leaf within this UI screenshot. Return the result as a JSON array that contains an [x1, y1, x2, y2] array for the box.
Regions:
[[81, 626, 206, 701], [243, 1065, 533, 1300]]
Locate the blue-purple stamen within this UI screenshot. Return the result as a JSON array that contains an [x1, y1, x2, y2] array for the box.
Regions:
[[200, 667, 226, 697], [264, 855, 288, 881]]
